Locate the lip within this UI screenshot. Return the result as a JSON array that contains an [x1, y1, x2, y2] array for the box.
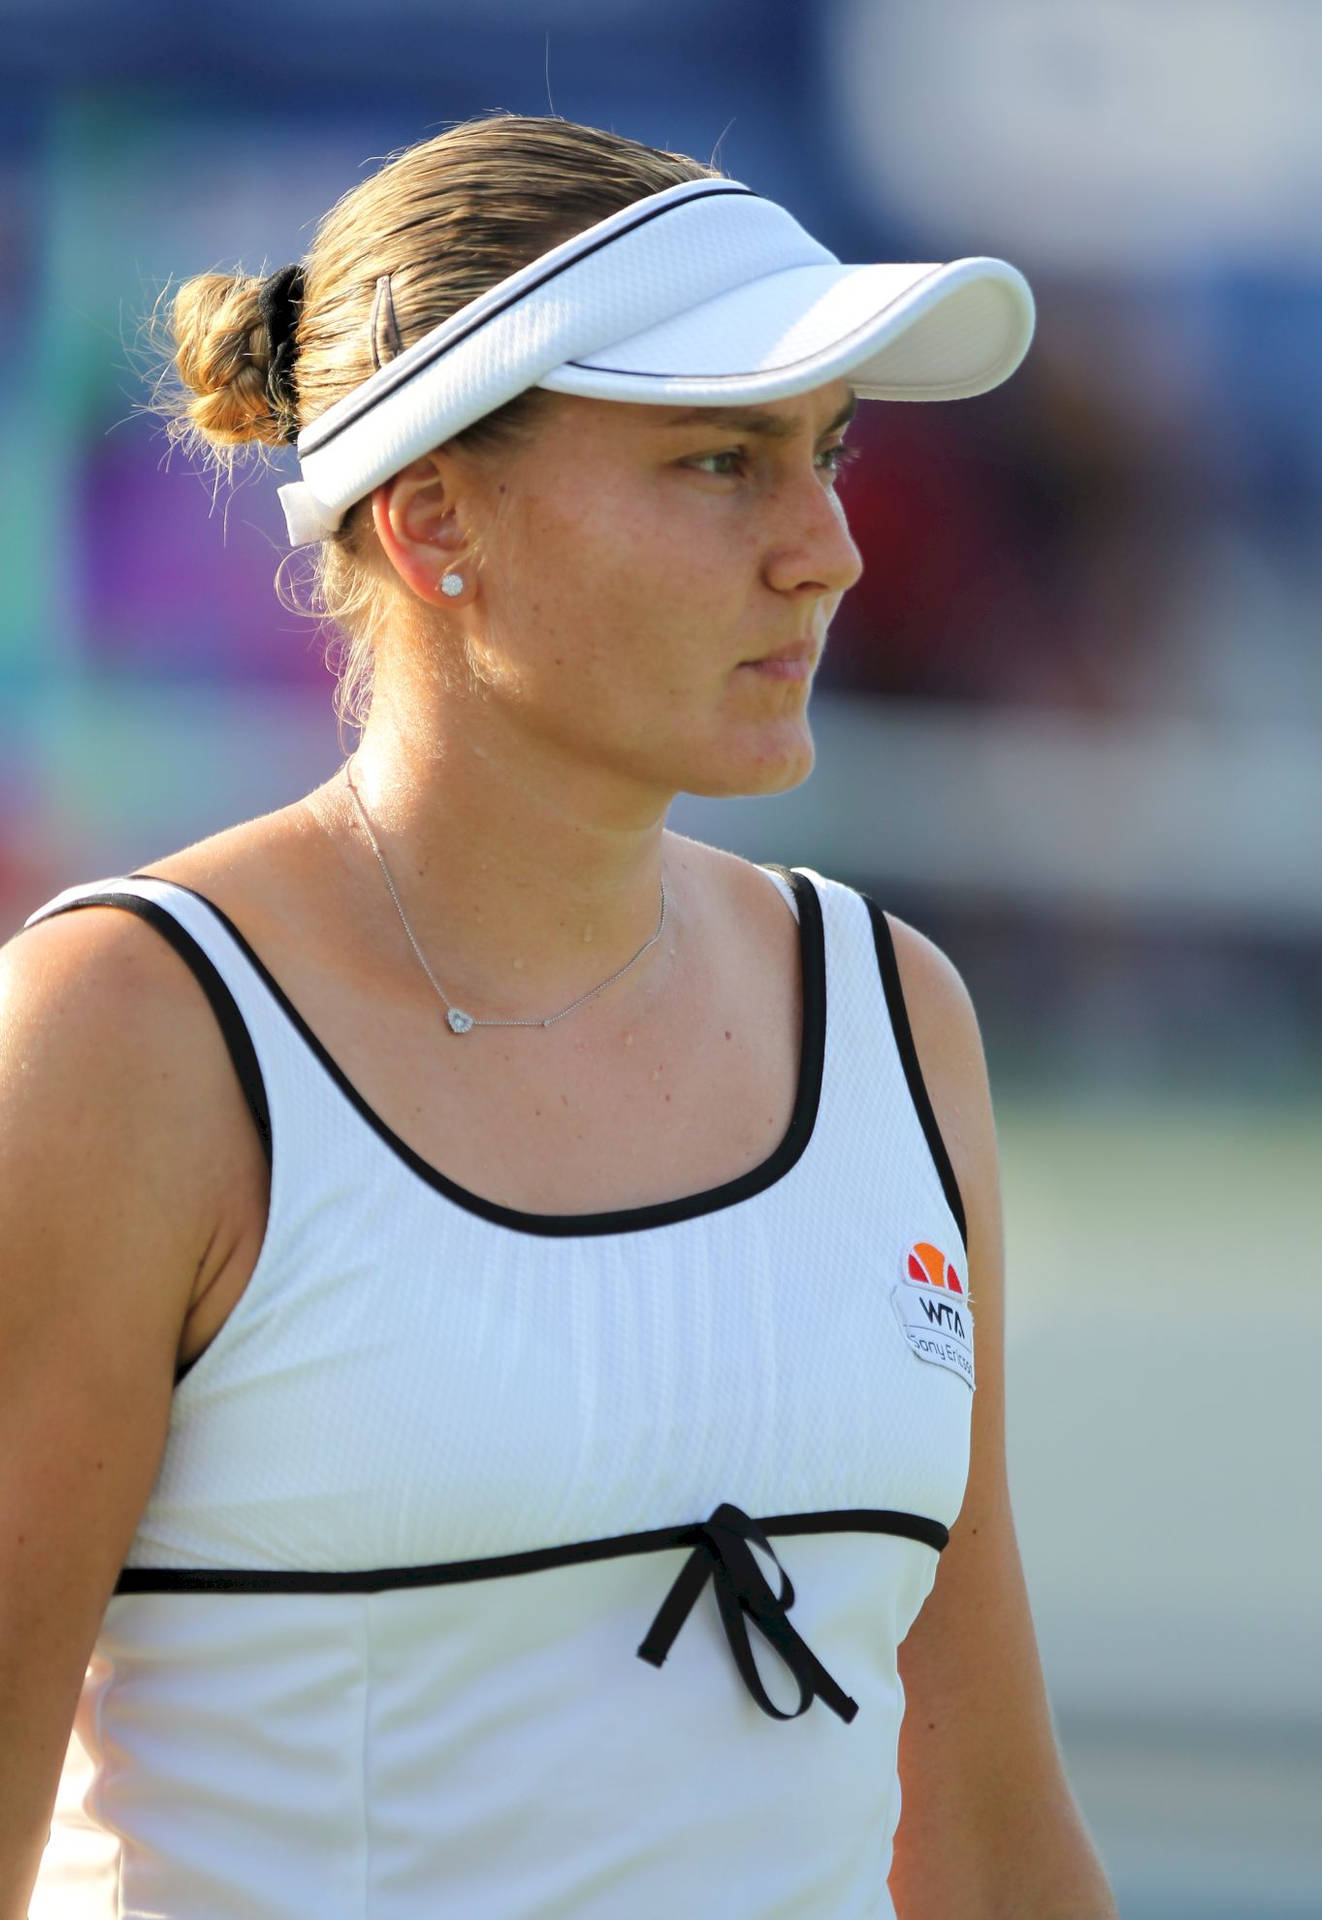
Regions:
[[737, 642, 818, 680]]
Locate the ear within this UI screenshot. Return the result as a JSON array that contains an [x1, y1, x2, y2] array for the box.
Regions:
[[371, 453, 475, 607]]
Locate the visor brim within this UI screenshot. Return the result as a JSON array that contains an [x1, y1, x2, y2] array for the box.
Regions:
[[540, 257, 1034, 407]]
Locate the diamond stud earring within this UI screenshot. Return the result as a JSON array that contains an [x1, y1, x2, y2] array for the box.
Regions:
[[439, 572, 464, 598]]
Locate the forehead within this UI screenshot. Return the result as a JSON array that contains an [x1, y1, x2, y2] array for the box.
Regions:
[[656, 385, 858, 439], [538, 382, 857, 444]]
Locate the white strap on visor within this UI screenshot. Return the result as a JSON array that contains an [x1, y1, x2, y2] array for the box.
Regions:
[[277, 178, 1034, 547]]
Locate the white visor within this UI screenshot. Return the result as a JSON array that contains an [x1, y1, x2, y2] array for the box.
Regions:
[[278, 178, 1035, 547]]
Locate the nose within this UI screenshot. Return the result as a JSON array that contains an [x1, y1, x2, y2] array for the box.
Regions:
[[762, 468, 864, 601]]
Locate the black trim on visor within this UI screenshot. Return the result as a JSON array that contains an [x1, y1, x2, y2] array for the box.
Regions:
[[113, 1502, 949, 1725], [298, 182, 759, 458]]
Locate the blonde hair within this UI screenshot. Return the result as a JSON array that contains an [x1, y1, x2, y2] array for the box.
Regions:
[[155, 115, 721, 738]]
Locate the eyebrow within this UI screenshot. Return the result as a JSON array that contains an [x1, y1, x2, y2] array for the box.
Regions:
[[658, 392, 858, 440]]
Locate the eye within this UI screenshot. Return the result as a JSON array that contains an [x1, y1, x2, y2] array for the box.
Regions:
[[686, 448, 747, 477], [683, 441, 861, 481], [817, 441, 861, 482]]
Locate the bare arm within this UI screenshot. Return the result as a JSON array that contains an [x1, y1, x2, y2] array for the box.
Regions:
[[885, 915, 1118, 1920], [0, 910, 241, 1918]]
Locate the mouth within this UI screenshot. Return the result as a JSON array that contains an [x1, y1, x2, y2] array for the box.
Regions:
[[737, 642, 818, 681]]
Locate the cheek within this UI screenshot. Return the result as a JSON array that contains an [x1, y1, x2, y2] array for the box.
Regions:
[[489, 489, 749, 685]]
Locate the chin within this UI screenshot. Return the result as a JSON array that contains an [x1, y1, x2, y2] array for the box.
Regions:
[[680, 727, 817, 800]]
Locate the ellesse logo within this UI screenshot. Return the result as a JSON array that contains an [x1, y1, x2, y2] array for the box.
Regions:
[[906, 1241, 964, 1295], [891, 1241, 975, 1390]]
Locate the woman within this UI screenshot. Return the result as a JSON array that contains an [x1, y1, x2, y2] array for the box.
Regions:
[[3, 115, 1117, 1917]]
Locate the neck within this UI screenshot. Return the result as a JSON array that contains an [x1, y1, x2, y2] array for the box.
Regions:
[[319, 676, 677, 1023]]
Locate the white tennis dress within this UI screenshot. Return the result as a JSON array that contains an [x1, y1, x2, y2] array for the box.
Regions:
[[25, 864, 973, 1920]]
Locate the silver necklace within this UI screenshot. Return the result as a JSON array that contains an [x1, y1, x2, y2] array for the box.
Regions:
[[344, 761, 669, 1035]]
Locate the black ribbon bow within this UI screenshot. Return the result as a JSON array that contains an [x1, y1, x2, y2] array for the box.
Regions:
[[637, 1501, 858, 1724]]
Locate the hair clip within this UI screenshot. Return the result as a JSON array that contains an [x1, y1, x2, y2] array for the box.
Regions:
[[369, 273, 403, 371]]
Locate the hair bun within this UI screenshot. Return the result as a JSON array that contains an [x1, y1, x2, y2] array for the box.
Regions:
[[170, 269, 300, 451]]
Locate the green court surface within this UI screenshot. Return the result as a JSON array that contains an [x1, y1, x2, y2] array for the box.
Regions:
[[994, 1095, 1322, 1913]]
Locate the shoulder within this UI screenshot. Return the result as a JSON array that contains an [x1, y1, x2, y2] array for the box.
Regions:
[[96, 795, 337, 969], [664, 830, 803, 951], [125, 794, 315, 909], [883, 911, 994, 1150], [3, 882, 252, 1140], [1, 879, 271, 1311], [874, 908, 998, 1266], [4, 889, 221, 1045], [5, 797, 301, 1083], [0, 913, 219, 1441]]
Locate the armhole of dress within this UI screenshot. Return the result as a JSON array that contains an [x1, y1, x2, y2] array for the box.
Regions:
[[32, 899, 271, 1376], [860, 894, 968, 1252]]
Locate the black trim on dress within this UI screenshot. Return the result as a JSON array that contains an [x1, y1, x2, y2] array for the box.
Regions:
[[113, 1502, 949, 1726], [28, 890, 274, 1388], [29, 891, 272, 1168], [861, 896, 968, 1252], [122, 867, 828, 1240], [113, 1505, 946, 1595]]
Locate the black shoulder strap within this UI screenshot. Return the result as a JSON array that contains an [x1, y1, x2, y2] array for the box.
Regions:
[[860, 895, 967, 1252], [25, 888, 272, 1172]]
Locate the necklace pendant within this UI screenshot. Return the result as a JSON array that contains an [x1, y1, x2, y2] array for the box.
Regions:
[[447, 1007, 475, 1034]]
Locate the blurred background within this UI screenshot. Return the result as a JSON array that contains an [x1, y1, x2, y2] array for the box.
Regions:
[[2, 1, 1319, 1913]]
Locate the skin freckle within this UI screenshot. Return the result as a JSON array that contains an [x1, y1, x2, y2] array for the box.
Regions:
[[664, 1092, 672, 1102], [724, 1029, 732, 1040]]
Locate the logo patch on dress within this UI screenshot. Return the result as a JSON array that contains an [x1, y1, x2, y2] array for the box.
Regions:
[[891, 1241, 975, 1389]]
